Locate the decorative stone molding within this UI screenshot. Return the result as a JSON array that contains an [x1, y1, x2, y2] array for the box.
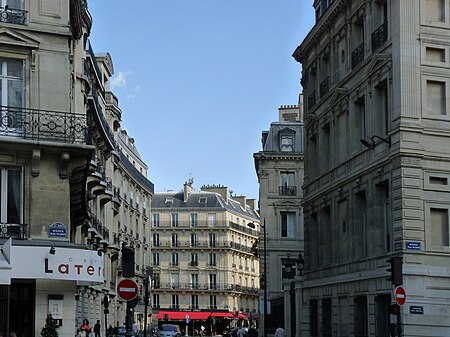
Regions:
[[59, 151, 70, 179], [31, 149, 41, 177]]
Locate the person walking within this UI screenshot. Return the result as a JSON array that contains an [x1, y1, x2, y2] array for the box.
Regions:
[[274, 325, 285, 337], [80, 319, 91, 337], [94, 320, 101, 337]]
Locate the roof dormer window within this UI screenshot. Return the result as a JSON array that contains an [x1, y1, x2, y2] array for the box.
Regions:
[[281, 135, 294, 152]]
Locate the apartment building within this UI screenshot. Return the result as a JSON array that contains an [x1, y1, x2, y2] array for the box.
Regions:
[[150, 182, 259, 332], [254, 104, 305, 336], [294, 0, 450, 336]]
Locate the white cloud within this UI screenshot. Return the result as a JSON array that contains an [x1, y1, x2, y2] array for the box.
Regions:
[[126, 85, 143, 100], [111, 71, 131, 88]]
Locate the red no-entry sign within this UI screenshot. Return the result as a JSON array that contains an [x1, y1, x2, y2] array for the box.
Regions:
[[394, 286, 406, 306], [117, 278, 138, 301]]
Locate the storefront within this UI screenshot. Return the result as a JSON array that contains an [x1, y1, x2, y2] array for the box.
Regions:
[[0, 240, 104, 337]]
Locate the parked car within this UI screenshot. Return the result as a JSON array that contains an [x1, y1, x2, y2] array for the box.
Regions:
[[157, 324, 181, 337], [111, 327, 127, 337]]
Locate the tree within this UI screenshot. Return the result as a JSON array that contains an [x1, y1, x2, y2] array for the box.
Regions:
[[41, 313, 59, 337]]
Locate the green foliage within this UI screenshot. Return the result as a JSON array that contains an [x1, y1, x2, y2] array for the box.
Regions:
[[41, 314, 59, 337]]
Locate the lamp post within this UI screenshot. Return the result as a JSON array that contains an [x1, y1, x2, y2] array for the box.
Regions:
[[248, 219, 267, 337]]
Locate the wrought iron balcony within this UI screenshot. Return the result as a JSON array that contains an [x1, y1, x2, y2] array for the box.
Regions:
[[308, 90, 317, 109], [0, 6, 26, 25], [0, 223, 26, 239], [320, 77, 330, 98], [372, 22, 388, 52], [351, 42, 365, 69], [0, 106, 88, 144], [279, 185, 297, 196], [190, 261, 199, 266]]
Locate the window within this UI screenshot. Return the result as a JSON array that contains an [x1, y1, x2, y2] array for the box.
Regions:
[[190, 213, 198, 227], [171, 253, 179, 266], [165, 197, 173, 204], [354, 296, 368, 337], [191, 295, 199, 309], [281, 212, 296, 238], [0, 58, 24, 130], [152, 253, 160, 266], [171, 233, 178, 247], [208, 213, 216, 226], [280, 172, 296, 195], [171, 294, 179, 308], [427, 80, 446, 115], [191, 274, 199, 289], [0, 167, 23, 226], [209, 274, 217, 289], [190, 233, 197, 247], [152, 294, 160, 308], [209, 295, 217, 309], [209, 233, 216, 247], [375, 294, 391, 337], [198, 197, 207, 204], [322, 299, 332, 337], [152, 273, 160, 288], [0, 0, 25, 24], [171, 273, 180, 289], [171, 213, 178, 227], [152, 233, 160, 247], [280, 135, 293, 151], [310, 299, 318, 337], [425, 0, 445, 22], [190, 253, 198, 266], [430, 208, 449, 246], [152, 214, 160, 227], [208, 253, 216, 266]]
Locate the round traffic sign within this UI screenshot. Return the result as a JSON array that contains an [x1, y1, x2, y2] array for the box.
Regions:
[[394, 286, 406, 306], [117, 278, 138, 301]]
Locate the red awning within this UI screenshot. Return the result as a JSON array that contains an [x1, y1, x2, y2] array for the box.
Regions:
[[238, 313, 248, 319], [157, 311, 212, 320], [210, 312, 235, 318]]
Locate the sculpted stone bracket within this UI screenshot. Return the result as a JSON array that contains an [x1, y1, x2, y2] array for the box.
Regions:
[[31, 149, 41, 177], [60, 151, 70, 179]]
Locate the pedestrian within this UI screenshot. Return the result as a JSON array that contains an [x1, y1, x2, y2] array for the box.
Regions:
[[237, 327, 245, 337], [274, 325, 285, 337], [80, 319, 91, 337], [132, 322, 139, 336], [94, 320, 101, 337]]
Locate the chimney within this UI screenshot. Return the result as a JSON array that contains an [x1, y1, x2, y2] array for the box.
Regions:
[[233, 195, 247, 209], [183, 178, 194, 202], [201, 184, 228, 202], [246, 199, 256, 211]]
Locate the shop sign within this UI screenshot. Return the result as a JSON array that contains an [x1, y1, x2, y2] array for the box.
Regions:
[[6, 246, 104, 283], [48, 222, 68, 238]]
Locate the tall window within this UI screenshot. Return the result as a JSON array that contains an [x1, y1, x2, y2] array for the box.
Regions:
[[152, 253, 160, 266], [191, 295, 199, 309], [281, 212, 296, 238], [375, 294, 391, 337], [431, 208, 449, 246], [322, 298, 332, 337], [354, 296, 368, 337], [152, 233, 160, 247], [208, 253, 216, 266], [209, 295, 217, 309], [152, 294, 160, 308], [0, 167, 22, 225], [280, 134, 294, 151], [171, 213, 178, 227], [191, 274, 199, 289], [280, 172, 296, 195], [152, 213, 160, 227], [190, 213, 198, 227], [0, 59, 23, 130], [171, 294, 179, 308], [209, 274, 217, 289], [190, 253, 198, 266], [171, 273, 180, 289], [190, 233, 197, 247], [427, 80, 446, 116], [171, 233, 178, 247], [171, 253, 179, 266], [209, 233, 216, 247], [310, 299, 318, 337]]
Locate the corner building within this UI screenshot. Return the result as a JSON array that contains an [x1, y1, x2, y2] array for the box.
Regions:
[[294, 0, 450, 336]]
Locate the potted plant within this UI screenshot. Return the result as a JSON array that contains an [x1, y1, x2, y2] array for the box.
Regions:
[[41, 313, 59, 337]]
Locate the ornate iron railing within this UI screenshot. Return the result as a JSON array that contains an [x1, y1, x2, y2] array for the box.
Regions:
[[372, 22, 388, 51], [352, 42, 365, 69], [0, 6, 26, 25], [0, 106, 88, 144], [279, 185, 297, 196], [0, 223, 26, 239], [320, 76, 330, 98]]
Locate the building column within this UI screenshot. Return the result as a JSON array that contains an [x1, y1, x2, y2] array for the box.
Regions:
[[283, 280, 292, 336]]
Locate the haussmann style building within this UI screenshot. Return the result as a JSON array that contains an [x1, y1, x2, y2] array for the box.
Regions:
[[293, 0, 450, 336]]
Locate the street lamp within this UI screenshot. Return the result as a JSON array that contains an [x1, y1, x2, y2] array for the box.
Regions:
[[360, 135, 391, 150], [248, 219, 267, 337]]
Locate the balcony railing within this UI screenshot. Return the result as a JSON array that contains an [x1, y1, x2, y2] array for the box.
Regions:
[[0, 6, 26, 25], [0, 106, 88, 144], [229, 222, 258, 236], [279, 185, 297, 196], [190, 261, 199, 266], [308, 90, 317, 109], [319, 77, 330, 98], [0, 223, 26, 239], [351, 42, 365, 69], [372, 22, 388, 52]]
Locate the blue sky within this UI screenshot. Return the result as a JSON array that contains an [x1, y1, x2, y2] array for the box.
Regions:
[[88, 1, 315, 200]]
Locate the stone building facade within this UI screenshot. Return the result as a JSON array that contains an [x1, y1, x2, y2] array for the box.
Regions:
[[254, 105, 304, 336], [150, 182, 259, 331], [294, 0, 450, 336]]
